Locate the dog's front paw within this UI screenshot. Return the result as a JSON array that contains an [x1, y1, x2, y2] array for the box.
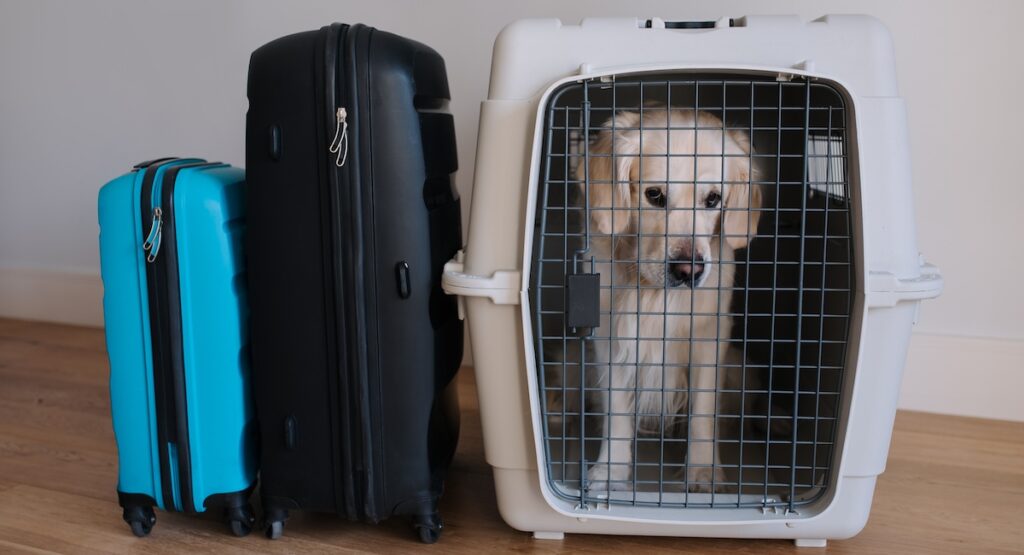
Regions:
[[686, 466, 727, 493], [586, 463, 631, 491]]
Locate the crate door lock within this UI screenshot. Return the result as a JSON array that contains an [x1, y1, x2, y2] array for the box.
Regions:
[[441, 249, 521, 319], [566, 273, 600, 329]]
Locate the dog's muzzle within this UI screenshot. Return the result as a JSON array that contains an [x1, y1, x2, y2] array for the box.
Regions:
[[668, 253, 707, 288]]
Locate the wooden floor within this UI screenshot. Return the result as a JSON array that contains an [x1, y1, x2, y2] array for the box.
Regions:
[[1, 317, 1021, 554]]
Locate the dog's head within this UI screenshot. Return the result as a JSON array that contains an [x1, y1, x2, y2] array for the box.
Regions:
[[580, 109, 762, 288]]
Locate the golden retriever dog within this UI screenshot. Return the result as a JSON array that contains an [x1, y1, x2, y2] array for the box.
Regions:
[[574, 108, 762, 493]]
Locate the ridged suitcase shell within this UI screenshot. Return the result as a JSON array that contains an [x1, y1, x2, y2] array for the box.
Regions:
[[98, 159, 256, 536], [245, 23, 463, 543]]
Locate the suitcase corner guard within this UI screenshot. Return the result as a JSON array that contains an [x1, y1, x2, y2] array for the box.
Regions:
[[441, 249, 521, 319]]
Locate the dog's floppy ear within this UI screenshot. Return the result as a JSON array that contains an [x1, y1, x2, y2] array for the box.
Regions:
[[722, 129, 763, 249], [579, 111, 640, 235]]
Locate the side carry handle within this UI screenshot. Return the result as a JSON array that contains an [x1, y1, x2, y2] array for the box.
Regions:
[[441, 249, 521, 320], [866, 258, 943, 308]]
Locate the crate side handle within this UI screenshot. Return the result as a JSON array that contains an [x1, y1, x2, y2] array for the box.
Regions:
[[866, 261, 943, 308], [442, 250, 522, 318]]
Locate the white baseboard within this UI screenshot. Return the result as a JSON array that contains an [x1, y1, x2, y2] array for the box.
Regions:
[[1, 267, 1018, 421], [898, 332, 1024, 422], [0, 267, 104, 327]]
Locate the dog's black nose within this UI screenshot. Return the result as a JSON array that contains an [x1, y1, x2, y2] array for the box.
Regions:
[[668, 256, 705, 287]]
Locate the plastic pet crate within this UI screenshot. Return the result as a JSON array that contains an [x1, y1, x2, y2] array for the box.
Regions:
[[443, 15, 942, 547]]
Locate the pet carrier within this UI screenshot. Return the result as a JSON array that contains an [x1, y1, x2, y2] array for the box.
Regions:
[[443, 15, 942, 546]]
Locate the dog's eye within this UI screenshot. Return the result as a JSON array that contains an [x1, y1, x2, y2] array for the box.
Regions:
[[644, 187, 666, 208], [704, 191, 722, 208]]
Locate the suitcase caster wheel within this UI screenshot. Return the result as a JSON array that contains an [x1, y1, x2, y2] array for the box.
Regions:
[[413, 513, 442, 544], [129, 520, 152, 538], [230, 520, 251, 537], [225, 504, 255, 537], [265, 520, 284, 540], [417, 526, 441, 544], [123, 506, 156, 537]]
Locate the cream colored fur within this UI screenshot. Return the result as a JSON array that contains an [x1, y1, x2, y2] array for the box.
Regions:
[[575, 109, 762, 492]]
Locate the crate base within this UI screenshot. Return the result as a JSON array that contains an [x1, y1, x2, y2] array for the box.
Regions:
[[493, 467, 876, 540]]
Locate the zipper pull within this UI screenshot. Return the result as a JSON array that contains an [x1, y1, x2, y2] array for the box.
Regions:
[[143, 207, 163, 263], [328, 107, 349, 167]]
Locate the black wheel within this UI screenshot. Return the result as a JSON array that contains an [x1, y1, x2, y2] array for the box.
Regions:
[[225, 503, 255, 537], [229, 519, 252, 537], [265, 520, 284, 540], [129, 520, 150, 538], [417, 525, 441, 544], [412, 512, 443, 544], [123, 505, 156, 538]]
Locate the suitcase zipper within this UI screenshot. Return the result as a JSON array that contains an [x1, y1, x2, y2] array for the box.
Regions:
[[143, 208, 163, 262], [339, 23, 379, 522], [325, 22, 378, 520], [158, 161, 213, 515], [324, 21, 361, 520], [320, 22, 382, 521], [139, 160, 181, 512], [139, 159, 215, 514], [328, 107, 349, 167]]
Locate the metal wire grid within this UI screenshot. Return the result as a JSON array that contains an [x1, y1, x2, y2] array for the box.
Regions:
[[530, 74, 854, 511]]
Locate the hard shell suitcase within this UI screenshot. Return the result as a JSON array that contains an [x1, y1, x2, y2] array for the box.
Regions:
[[245, 23, 463, 543], [98, 158, 257, 537]]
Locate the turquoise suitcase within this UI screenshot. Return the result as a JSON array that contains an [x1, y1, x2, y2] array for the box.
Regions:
[[98, 158, 256, 537]]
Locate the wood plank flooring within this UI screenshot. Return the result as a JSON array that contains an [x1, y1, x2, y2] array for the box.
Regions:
[[0, 318, 1021, 553]]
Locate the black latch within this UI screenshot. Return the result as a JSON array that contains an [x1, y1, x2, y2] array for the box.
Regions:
[[566, 273, 600, 329], [268, 124, 282, 160], [396, 261, 411, 299], [284, 415, 297, 450], [644, 19, 718, 29]]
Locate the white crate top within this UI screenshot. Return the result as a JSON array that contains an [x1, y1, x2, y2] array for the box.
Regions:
[[488, 15, 899, 100]]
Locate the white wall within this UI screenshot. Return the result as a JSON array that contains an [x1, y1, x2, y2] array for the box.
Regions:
[[1, 0, 1021, 420]]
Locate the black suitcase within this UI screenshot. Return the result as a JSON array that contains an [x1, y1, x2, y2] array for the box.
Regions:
[[245, 23, 463, 543]]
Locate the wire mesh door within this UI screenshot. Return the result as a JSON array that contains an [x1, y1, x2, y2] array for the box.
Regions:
[[530, 73, 854, 511]]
